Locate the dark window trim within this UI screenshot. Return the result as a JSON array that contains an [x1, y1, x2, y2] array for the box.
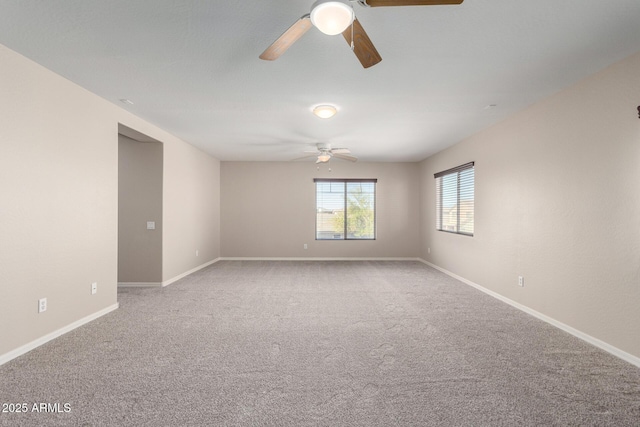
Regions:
[[434, 162, 474, 178], [314, 178, 378, 183]]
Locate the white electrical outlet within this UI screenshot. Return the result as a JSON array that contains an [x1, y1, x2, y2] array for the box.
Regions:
[[304, 244, 308, 250], [38, 298, 47, 313], [518, 276, 524, 287], [196, 249, 199, 257], [428, 247, 431, 254], [91, 282, 98, 295]]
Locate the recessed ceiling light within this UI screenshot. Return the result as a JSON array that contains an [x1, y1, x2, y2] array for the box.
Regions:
[[119, 99, 134, 105], [313, 104, 338, 119]]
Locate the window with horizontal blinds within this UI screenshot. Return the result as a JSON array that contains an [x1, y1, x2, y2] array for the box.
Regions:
[[435, 162, 474, 236], [314, 179, 376, 240]]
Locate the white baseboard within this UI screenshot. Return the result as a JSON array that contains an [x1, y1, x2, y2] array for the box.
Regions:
[[218, 257, 421, 261], [418, 259, 640, 368], [118, 282, 162, 288], [2, 259, 222, 366], [160, 257, 221, 287], [117, 258, 222, 288], [0, 303, 119, 367]]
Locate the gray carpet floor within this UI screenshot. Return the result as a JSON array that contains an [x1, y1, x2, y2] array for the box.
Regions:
[[1, 261, 639, 426]]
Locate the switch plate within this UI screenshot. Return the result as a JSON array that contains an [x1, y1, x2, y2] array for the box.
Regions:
[[518, 276, 524, 287], [38, 298, 47, 313], [146, 221, 155, 230], [304, 244, 308, 250], [91, 282, 98, 295], [195, 249, 199, 257]]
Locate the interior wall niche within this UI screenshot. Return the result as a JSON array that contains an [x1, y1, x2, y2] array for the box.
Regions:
[[118, 125, 163, 284]]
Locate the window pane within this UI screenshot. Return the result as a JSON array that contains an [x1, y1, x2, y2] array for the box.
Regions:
[[316, 181, 345, 239], [315, 179, 376, 240], [441, 173, 458, 233], [346, 182, 375, 239], [435, 164, 474, 236], [436, 176, 442, 230], [458, 168, 474, 235]]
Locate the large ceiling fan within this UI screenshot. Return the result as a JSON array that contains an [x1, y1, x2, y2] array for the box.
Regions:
[[259, 0, 464, 68], [297, 143, 358, 163]]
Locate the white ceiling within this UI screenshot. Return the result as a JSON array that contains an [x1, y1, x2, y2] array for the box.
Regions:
[[1, 0, 639, 162]]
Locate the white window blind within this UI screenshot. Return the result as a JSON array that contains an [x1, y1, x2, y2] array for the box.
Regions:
[[315, 179, 376, 240], [435, 162, 474, 236]]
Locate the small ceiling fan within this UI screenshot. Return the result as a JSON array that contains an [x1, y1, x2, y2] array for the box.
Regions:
[[259, 0, 464, 68], [296, 143, 358, 163]]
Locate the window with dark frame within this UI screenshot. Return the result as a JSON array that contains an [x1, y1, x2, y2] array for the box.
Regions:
[[435, 162, 474, 236], [315, 179, 376, 240]]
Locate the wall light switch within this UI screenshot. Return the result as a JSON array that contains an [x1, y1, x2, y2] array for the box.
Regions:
[[146, 221, 155, 230], [91, 282, 98, 295]]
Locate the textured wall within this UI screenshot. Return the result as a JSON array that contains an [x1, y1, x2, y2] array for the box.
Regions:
[[419, 51, 640, 360], [162, 139, 220, 281], [221, 161, 420, 258], [0, 44, 118, 356], [0, 43, 220, 358]]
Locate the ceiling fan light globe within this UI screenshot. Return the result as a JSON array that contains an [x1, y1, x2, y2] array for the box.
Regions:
[[310, 0, 354, 35], [317, 154, 332, 162], [313, 104, 338, 118]]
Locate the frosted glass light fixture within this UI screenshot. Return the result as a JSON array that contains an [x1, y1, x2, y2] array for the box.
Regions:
[[310, 0, 354, 36], [317, 154, 331, 163], [313, 104, 338, 119]]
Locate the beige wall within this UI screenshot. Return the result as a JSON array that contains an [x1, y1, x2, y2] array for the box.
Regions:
[[221, 161, 420, 258], [163, 138, 220, 281], [420, 51, 640, 359], [0, 43, 220, 358], [118, 135, 163, 283]]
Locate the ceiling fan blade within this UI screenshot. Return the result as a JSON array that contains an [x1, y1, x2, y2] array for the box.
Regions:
[[259, 15, 312, 61], [333, 153, 358, 162], [360, 0, 463, 6], [331, 148, 351, 154], [342, 18, 382, 69], [292, 154, 320, 161]]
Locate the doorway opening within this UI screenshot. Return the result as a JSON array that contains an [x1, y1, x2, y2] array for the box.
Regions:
[[117, 124, 163, 286]]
